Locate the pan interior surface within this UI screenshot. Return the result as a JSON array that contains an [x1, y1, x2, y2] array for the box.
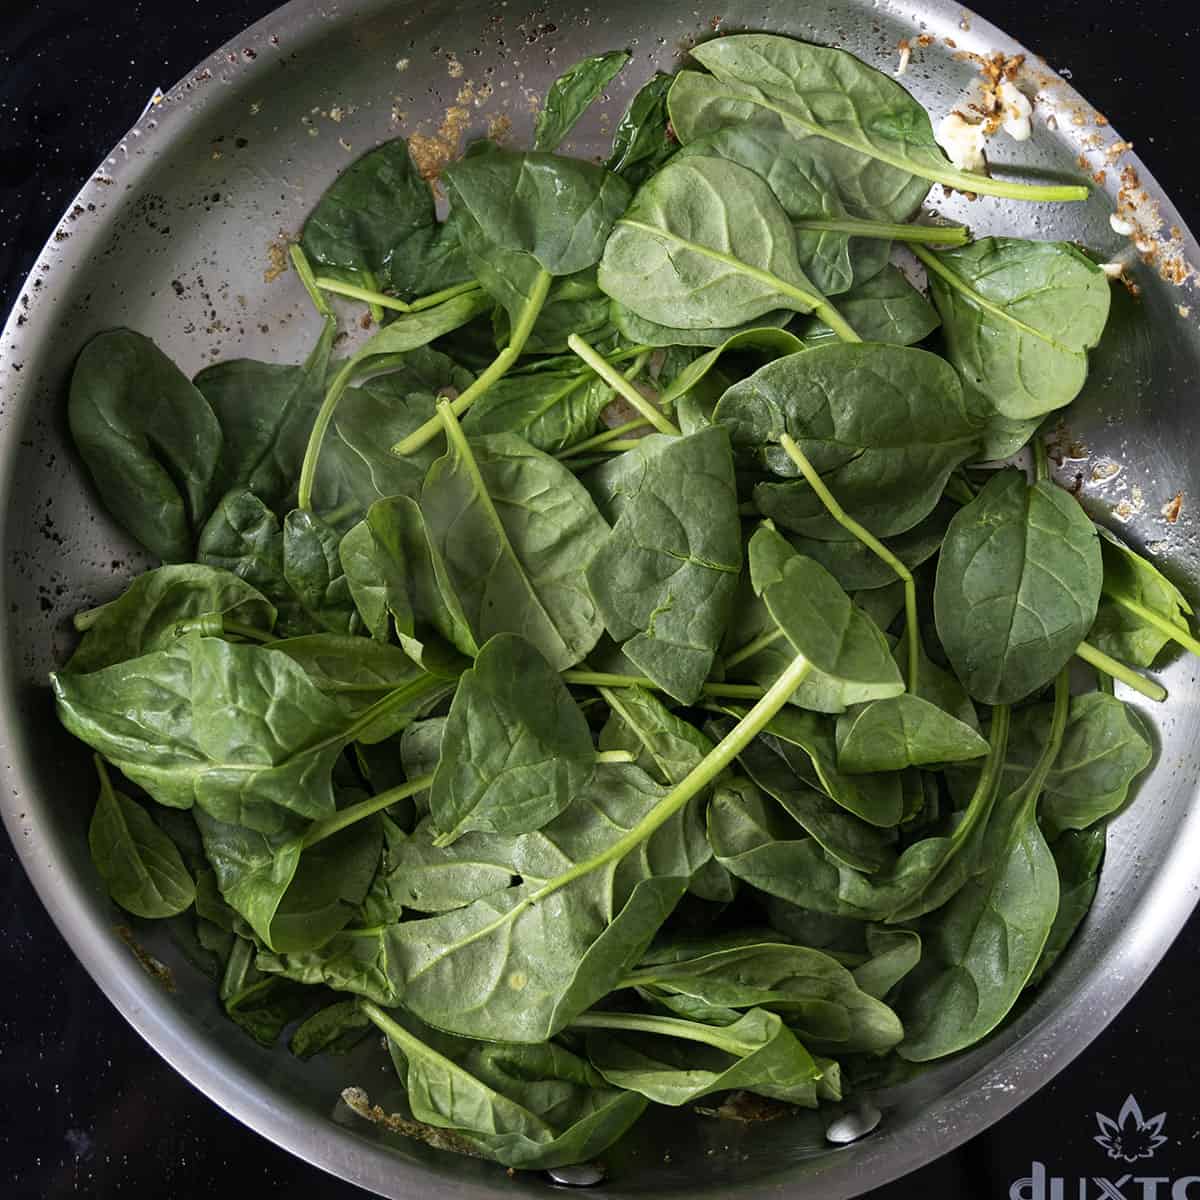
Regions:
[[1, 2, 1198, 1197]]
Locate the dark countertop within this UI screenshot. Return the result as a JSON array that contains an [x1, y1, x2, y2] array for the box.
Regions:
[[2, 2, 1199, 1197]]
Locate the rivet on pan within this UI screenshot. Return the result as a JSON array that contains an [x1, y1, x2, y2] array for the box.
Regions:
[[825, 1102, 882, 1145], [545, 1162, 607, 1186]]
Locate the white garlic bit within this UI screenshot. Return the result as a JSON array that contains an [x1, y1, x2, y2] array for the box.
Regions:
[[937, 111, 987, 172]]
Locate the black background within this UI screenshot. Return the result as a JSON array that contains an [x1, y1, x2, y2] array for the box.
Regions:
[[2, 2, 1198, 1196]]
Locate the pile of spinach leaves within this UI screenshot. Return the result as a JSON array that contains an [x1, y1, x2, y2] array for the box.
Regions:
[[59, 33, 1183, 1173]]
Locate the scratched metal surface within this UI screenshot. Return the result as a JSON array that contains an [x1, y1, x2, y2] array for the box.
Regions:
[[0, 1, 1198, 1197]]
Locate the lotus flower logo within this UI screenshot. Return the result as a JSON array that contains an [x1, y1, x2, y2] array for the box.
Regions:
[[1094, 1096, 1168, 1163]]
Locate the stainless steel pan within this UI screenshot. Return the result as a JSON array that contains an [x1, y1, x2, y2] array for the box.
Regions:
[[3, 1, 1199, 1195]]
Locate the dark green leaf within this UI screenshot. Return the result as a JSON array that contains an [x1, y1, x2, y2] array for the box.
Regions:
[[1026, 827, 1105, 989], [431, 634, 595, 844], [598, 156, 830, 330], [1005, 691, 1152, 838], [717, 343, 977, 540], [300, 139, 469, 298], [797, 264, 940, 345], [606, 73, 676, 186], [1091, 526, 1195, 667], [585, 428, 741, 703], [534, 50, 630, 152], [924, 238, 1111, 420], [835, 694, 989, 774], [934, 469, 1102, 704], [420, 429, 610, 671], [289, 999, 371, 1059], [69, 330, 223, 561], [89, 758, 196, 918], [67, 565, 275, 674]]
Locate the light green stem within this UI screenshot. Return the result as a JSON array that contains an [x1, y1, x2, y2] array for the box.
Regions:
[[222, 620, 277, 644], [1074, 640, 1167, 701], [595, 749, 637, 765], [561, 669, 765, 700], [408, 280, 483, 312], [567, 334, 680, 436], [593, 439, 646, 454], [289, 244, 335, 320], [359, 269, 386, 324], [315, 276, 412, 313], [568, 1010, 749, 1056], [557, 417, 653, 460], [392, 270, 554, 456], [1033, 435, 1050, 482], [1105, 593, 1200, 659], [531, 652, 813, 904], [779, 434, 919, 691], [793, 218, 970, 245], [722, 627, 786, 671], [297, 357, 357, 512], [303, 774, 435, 848]]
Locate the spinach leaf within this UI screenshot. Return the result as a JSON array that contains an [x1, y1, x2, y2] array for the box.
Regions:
[[534, 51, 630, 152], [598, 685, 713, 786], [320, 349, 475, 509], [384, 817, 514, 913], [920, 238, 1111, 420], [711, 710, 1012, 922], [419, 422, 610, 670], [580, 1007, 820, 1106], [835, 695, 989, 774], [53, 633, 433, 832], [445, 149, 631, 285], [289, 999, 371, 1059], [735, 732, 897, 873], [748, 525, 904, 709], [585, 428, 741, 702], [606, 73, 676, 186], [796, 264, 940, 346], [1091, 526, 1197, 667], [1004, 691, 1152, 838], [197, 489, 311, 636], [897, 677, 1068, 1061], [611, 301, 794, 349], [934, 468, 1102, 704], [716, 344, 976, 540], [67, 565, 275, 674], [675, 34, 1085, 203], [753, 707, 905, 827], [364, 1004, 647, 1169], [430, 634, 595, 844], [783, 500, 952, 593], [497, 267, 616, 354], [667, 71, 927, 223], [89, 756, 196, 918], [598, 156, 854, 337], [625, 941, 903, 1053], [282, 509, 358, 635], [69, 330, 223, 561], [657, 327, 805, 411], [195, 800, 380, 953], [1026, 827, 1105, 989], [853, 927, 921, 1000], [674, 125, 900, 297], [384, 762, 709, 1041], [258, 926, 395, 1004], [462, 367, 611, 453], [300, 138, 468, 298], [268, 633, 452, 738], [196, 320, 336, 513]]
